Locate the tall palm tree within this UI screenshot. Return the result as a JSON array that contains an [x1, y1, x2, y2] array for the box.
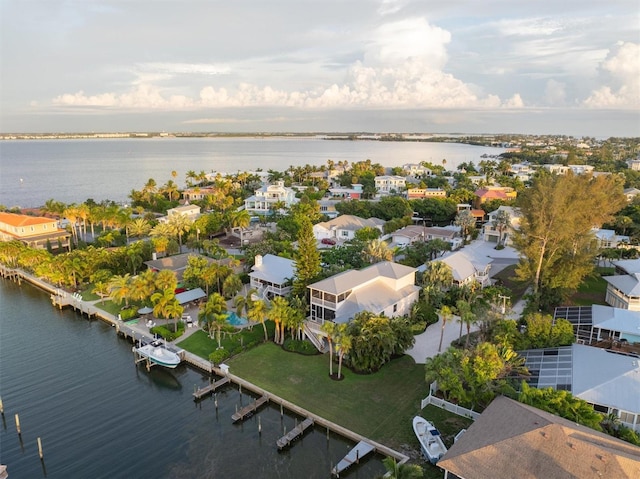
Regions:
[[151, 288, 177, 324], [109, 273, 132, 307], [198, 293, 227, 340], [437, 305, 454, 353], [267, 296, 290, 344], [128, 217, 152, 239], [379, 457, 423, 479], [167, 214, 192, 253], [335, 324, 351, 379], [155, 269, 178, 292], [321, 321, 337, 376], [246, 298, 269, 342]]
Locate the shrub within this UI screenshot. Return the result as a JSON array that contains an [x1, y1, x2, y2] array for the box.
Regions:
[[410, 321, 427, 334], [120, 308, 137, 321], [150, 325, 184, 341], [283, 338, 319, 355], [209, 348, 230, 365]]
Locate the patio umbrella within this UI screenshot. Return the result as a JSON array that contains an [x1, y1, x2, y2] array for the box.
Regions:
[[138, 306, 153, 315]]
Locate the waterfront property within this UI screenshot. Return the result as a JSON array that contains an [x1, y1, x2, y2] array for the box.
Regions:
[[248, 254, 295, 299], [158, 203, 201, 223], [482, 205, 521, 246], [307, 261, 419, 325], [0, 211, 70, 250], [374, 175, 406, 196], [437, 396, 640, 479], [390, 225, 462, 251], [243, 180, 298, 216]]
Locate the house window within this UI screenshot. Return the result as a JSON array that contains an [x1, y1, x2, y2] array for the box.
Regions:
[[620, 411, 636, 424], [393, 304, 398, 313], [341, 231, 349, 237]]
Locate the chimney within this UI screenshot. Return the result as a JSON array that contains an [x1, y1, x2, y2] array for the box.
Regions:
[[152, 252, 157, 261], [255, 255, 263, 267]]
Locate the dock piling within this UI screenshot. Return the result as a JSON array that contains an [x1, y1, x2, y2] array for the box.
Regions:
[[258, 416, 262, 434], [15, 414, 21, 435], [0, 396, 4, 415], [37, 437, 44, 459]]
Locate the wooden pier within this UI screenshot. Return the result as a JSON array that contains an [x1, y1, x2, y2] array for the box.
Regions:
[[231, 395, 269, 422], [331, 440, 375, 476], [193, 377, 231, 400], [276, 417, 314, 450]]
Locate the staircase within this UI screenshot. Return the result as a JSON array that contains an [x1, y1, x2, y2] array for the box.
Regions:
[[303, 321, 329, 353]]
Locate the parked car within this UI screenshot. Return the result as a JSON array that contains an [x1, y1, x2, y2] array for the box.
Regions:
[[321, 238, 336, 245]]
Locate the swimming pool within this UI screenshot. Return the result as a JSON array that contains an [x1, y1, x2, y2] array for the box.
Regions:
[[226, 311, 249, 327]]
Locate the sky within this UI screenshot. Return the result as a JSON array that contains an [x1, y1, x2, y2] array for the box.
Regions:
[[1, 0, 639, 137]]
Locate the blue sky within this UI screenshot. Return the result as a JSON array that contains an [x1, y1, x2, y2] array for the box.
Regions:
[[1, 0, 638, 136]]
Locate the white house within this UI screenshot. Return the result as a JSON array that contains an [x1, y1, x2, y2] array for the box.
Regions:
[[307, 261, 420, 324], [438, 250, 492, 287], [482, 206, 522, 245], [248, 254, 295, 299], [313, 215, 385, 242], [593, 229, 630, 248], [402, 163, 432, 177], [604, 259, 640, 311], [159, 204, 201, 223], [244, 180, 299, 216], [374, 175, 406, 196], [520, 344, 640, 432], [390, 225, 462, 250]]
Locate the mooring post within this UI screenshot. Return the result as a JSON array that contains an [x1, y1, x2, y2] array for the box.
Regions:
[[37, 437, 44, 459], [356, 449, 359, 464], [214, 393, 218, 409], [280, 403, 283, 417], [0, 396, 4, 415], [258, 416, 262, 434], [15, 413, 21, 435]]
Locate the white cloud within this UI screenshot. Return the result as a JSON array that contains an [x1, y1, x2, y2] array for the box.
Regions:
[[504, 94, 525, 108], [544, 79, 566, 105], [584, 42, 640, 108]]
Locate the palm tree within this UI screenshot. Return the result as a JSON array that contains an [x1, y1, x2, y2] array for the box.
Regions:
[[128, 217, 152, 239], [334, 324, 351, 379], [222, 274, 242, 299], [167, 214, 192, 253], [165, 298, 184, 333], [198, 293, 227, 339], [109, 273, 132, 307], [155, 269, 178, 292], [364, 239, 394, 264], [492, 208, 511, 247], [246, 298, 269, 342], [379, 457, 423, 479], [151, 288, 177, 324], [267, 296, 290, 344], [321, 321, 337, 377], [437, 305, 454, 353]]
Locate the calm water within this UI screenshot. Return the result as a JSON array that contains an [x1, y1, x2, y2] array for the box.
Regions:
[[0, 137, 505, 208], [0, 280, 385, 478]]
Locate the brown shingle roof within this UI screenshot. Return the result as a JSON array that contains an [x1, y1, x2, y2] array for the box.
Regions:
[[438, 396, 640, 479]]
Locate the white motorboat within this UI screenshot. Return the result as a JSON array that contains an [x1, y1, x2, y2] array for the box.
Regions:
[[136, 341, 181, 369], [413, 416, 448, 464]]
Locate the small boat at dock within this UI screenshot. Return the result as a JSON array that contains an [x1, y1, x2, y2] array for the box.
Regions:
[[413, 416, 447, 464], [136, 341, 181, 369]]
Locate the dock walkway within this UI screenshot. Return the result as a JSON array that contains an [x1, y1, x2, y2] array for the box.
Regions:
[[231, 395, 269, 422], [331, 440, 375, 476], [193, 377, 231, 400], [276, 417, 314, 450]]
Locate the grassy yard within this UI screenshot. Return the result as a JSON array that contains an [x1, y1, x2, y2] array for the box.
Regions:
[[176, 322, 275, 358], [565, 269, 610, 306], [491, 264, 529, 303], [226, 343, 470, 450]]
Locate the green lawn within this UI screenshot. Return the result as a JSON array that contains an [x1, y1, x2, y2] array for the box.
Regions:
[[491, 264, 530, 303], [226, 343, 469, 449], [566, 271, 609, 306], [177, 322, 276, 358]]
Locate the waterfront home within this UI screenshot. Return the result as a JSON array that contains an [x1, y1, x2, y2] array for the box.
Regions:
[[437, 395, 640, 479], [438, 250, 492, 288], [0, 211, 70, 250], [181, 186, 217, 202], [374, 175, 406, 196], [248, 254, 295, 300], [603, 259, 640, 311], [519, 344, 640, 432], [312, 215, 385, 243], [482, 206, 521, 246], [307, 261, 419, 325], [144, 252, 216, 282], [244, 180, 298, 216], [402, 163, 433, 177]]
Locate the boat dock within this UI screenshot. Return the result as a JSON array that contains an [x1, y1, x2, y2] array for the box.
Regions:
[[193, 377, 231, 400], [276, 417, 314, 450], [331, 441, 375, 476], [231, 395, 269, 422]]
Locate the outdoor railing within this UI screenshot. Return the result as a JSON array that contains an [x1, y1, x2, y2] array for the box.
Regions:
[[420, 394, 480, 420]]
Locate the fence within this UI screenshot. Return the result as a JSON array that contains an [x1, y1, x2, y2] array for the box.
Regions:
[[420, 394, 480, 421]]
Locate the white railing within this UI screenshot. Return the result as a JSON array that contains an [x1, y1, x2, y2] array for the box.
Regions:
[[420, 394, 480, 420]]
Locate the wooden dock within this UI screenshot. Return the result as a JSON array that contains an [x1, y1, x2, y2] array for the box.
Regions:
[[331, 440, 375, 476], [193, 377, 231, 400], [276, 417, 314, 450], [231, 395, 269, 422]]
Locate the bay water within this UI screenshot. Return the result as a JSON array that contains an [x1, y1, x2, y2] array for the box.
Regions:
[[0, 137, 505, 208], [0, 280, 385, 478]]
